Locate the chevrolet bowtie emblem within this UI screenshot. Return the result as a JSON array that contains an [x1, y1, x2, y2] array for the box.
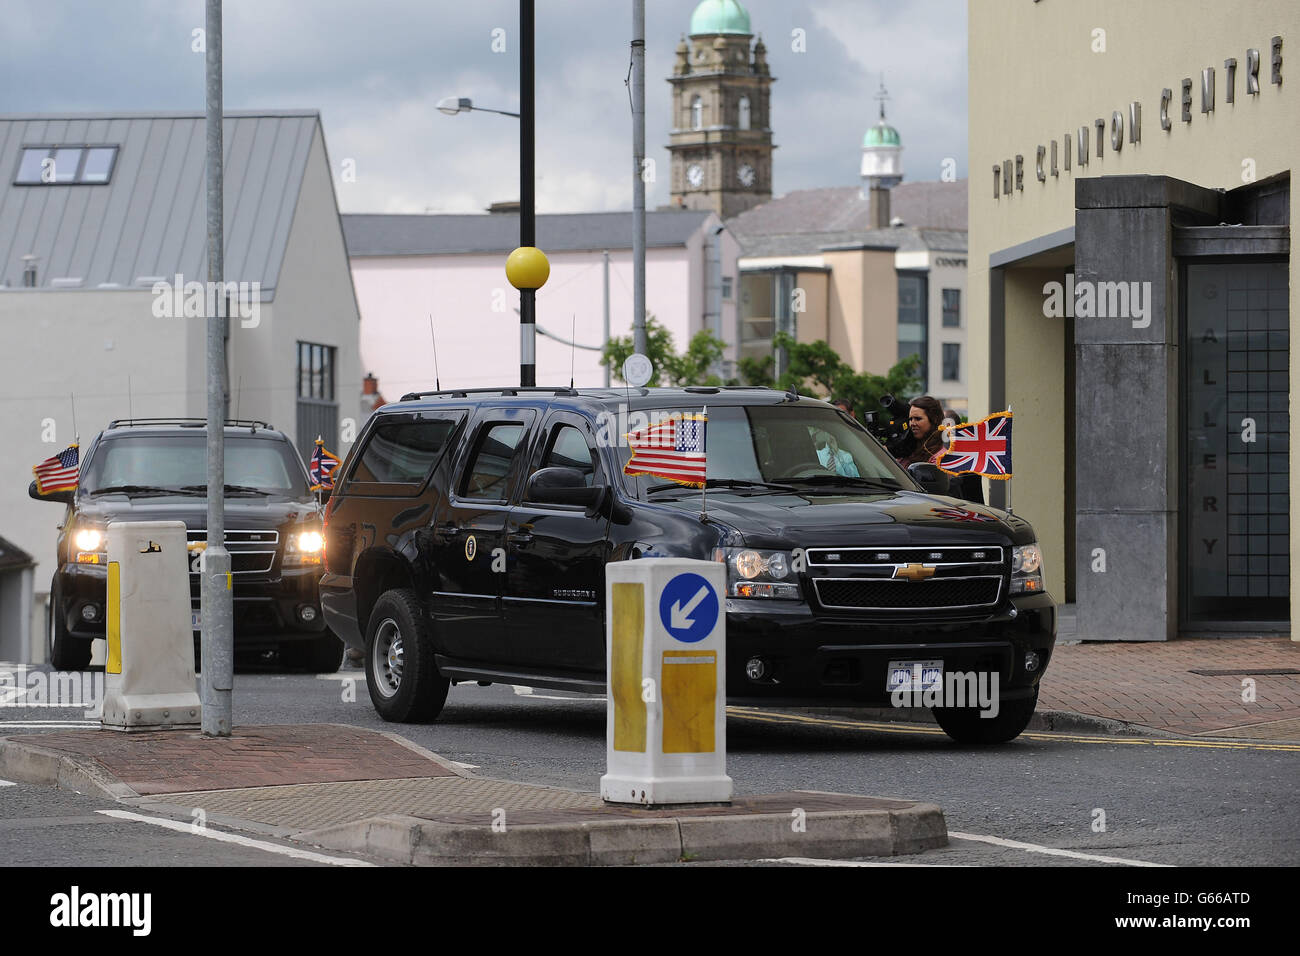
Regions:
[[893, 563, 936, 582]]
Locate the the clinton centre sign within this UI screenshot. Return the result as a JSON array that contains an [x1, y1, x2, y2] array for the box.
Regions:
[[992, 34, 1283, 200]]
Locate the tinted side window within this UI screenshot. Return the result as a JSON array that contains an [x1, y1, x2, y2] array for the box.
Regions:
[[462, 423, 527, 499], [354, 420, 456, 484], [544, 425, 597, 487]]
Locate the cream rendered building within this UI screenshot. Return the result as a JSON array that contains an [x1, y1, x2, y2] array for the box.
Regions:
[[968, 2, 1296, 640]]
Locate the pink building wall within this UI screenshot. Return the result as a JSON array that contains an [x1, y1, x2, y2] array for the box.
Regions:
[[350, 232, 740, 397]]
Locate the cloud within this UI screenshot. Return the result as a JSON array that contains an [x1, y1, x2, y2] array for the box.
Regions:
[[0, 0, 967, 213]]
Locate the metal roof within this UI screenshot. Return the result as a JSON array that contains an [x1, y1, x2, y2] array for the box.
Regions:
[[726, 181, 968, 239], [343, 210, 716, 257], [0, 110, 319, 292], [0, 533, 35, 572]]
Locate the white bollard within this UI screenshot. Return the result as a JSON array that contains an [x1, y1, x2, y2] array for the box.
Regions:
[[600, 558, 732, 805], [101, 521, 202, 731]]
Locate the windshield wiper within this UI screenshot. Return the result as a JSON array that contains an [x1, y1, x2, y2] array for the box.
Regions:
[[775, 475, 901, 492], [88, 484, 199, 496], [647, 478, 795, 495], [179, 483, 274, 496]]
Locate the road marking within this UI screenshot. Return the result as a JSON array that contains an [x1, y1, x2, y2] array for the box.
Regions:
[[725, 707, 1300, 752], [760, 857, 965, 867], [97, 810, 375, 866], [0, 779, 15, 787], [450, 761, 479, 770], [0, 721, 99, 730], [949, 831, 1170, 867]]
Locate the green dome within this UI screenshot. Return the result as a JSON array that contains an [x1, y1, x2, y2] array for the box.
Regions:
[[864, 122, 901, 147], [690, 0, 751, 36]]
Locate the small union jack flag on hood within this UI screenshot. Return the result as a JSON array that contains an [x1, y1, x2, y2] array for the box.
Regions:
[[937, 412, 1012, 480], [309, 438, 342, 491]]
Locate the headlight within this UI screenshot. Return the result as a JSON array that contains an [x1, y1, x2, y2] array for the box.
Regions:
[[1011, 542, 1044, 595], [717, 548, 801, 599], [74, 528, 102, 552], [285, 526, 325, 566]]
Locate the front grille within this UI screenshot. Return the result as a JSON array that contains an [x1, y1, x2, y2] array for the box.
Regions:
[[813, 576, 1002, 611], [187, 529, 278, 575]]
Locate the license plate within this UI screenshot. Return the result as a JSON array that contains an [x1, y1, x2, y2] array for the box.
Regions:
[[886, 659, 943, 693], [191, 610, 201, 631]]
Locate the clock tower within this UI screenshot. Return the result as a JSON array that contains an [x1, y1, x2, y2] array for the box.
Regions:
[[668, 0, 774, 218]]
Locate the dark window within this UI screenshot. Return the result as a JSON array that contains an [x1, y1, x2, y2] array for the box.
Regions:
[[942, 343, 960, 381], [13, 145, 119, 185], [297, 342, 336, 400], [543, 425, 597, 486], [462, 423, 526, 499], [353, 420, 457, 484], [942, 288, 961, 327], [722, 276, 733, 300], [897, 272, 928, 389]]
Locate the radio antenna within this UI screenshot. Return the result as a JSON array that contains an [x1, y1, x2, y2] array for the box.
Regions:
[[428, 314, 441, 391], [570, 313, 577, 389], [128, 375, 134, 421], [235, 375, 243, 423]]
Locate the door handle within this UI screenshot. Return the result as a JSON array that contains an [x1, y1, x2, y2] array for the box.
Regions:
[[508, 532, 534, 546], [439, 523, 462, 536]]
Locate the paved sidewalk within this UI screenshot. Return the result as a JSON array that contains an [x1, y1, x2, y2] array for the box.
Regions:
[[0, 723, 945, 865], [1040, 634, 1300, 738]]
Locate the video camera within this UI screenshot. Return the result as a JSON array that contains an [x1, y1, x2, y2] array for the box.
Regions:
[[862, 393, 917, 459]]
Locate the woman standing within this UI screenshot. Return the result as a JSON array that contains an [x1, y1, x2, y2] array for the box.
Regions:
[[897, 395, 946, 467]]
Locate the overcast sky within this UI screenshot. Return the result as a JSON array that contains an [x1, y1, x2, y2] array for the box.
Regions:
[[0, 0, 967, 213]]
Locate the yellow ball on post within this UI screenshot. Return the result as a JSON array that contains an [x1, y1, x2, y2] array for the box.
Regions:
[[505, 246, 550, 290]]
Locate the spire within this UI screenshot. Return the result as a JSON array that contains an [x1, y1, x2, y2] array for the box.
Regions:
[[875, 74, 889, 121]]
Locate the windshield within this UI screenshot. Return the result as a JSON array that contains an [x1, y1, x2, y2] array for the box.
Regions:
[[83, 434, 310, 496], [617, 404, 912, 497]]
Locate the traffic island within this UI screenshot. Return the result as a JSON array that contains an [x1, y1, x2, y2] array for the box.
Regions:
[[293, 791, 947, 866]]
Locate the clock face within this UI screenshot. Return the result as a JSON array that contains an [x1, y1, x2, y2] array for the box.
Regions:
[[687, 163, 704, 188], [737, 163, 756, 187]]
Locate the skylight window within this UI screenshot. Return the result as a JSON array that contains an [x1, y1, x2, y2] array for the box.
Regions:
[[13, 145, 118, 185]]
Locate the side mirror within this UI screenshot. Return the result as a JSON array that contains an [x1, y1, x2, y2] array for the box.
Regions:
[[908, 462, 951, 496], [525, 467, 603, 508], [29, 480, 73, 505]]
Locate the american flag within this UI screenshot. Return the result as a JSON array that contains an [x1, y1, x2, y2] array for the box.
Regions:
[[33, 444, 79, 494], [938, 412, 1013, 479], [623, 412, 707, 487], [309, 438, 341, 491]]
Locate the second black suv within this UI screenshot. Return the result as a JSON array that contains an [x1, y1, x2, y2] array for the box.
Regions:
[[321, 387, 1057, 743], [30, 418, 342, 672]]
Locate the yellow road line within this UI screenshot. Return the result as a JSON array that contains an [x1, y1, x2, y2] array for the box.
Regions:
[[724, 707, 1300, 752]]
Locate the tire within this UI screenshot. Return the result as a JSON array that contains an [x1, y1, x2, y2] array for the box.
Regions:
[[933, 689, 1038, 744], [47, 576, 92, 671], [364, 589, 448, 723]]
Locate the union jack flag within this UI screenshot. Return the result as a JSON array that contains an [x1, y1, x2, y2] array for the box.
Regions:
[[623, 411, 707, 487], [33, 443, 79, 494], [938, 412, 1012, 479], [929, 505, 996, 523], [309, 438, 342, 491]]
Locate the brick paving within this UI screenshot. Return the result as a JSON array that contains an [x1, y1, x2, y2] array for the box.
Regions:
[[14, 724, 454, 795], [1039, 636, 1300, 737]]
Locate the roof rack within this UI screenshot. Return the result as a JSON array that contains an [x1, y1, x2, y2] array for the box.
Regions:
[[106, 417, 272, 430], [398, 386, 580, 402]]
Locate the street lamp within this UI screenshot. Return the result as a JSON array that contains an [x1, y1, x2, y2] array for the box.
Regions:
[[435, 95, 520, 119]]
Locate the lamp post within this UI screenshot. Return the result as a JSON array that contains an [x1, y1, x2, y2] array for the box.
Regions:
[[435, 1, 544, 387]]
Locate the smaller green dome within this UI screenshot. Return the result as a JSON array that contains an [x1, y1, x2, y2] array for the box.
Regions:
[[690, 0, 751, 36], [864, 123, 901, 147]]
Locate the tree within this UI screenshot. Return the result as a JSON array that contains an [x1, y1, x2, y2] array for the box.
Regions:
[[736, 332, 924, 417], [601, 316, 727, 386]]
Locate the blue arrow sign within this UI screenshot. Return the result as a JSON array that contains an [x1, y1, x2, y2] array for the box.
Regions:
[[658, 572, 719, 644]]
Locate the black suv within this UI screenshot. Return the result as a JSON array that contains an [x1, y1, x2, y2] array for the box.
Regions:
[[30, 418, 342, 672], [321, 387, 1057, 743]]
